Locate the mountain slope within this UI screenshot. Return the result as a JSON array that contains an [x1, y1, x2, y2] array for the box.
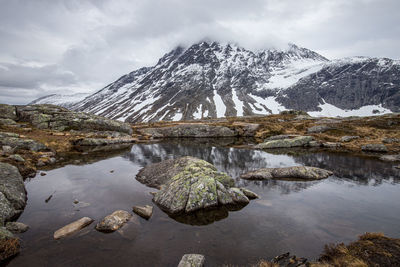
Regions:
[[29, 93, 90, 108], [32, 41, 399, 122]]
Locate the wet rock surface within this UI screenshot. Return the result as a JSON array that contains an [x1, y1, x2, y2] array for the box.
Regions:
[[241, 166, 333, 181], [138, 124, 237, 138], [256, 136, 314, 149], [95, 210, 132, 232], [361, 143, 388, 152], [177, 254, 205, 267], [0, 163, 26, 225], [53, 217, 94, 239], [5, 222, 29, 234], [132, 205, 153, 220], [140, 156, 253, 215], [0, 226, 20, 261]]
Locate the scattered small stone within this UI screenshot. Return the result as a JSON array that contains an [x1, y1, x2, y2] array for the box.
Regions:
[[271, 252, 308, 266], [110, 170, 114, 173], [361, 144, 388, 153], [53, 217, 94, 239], [96, 210, 132, 232], [73, 199, 79, 204], [2, 145, 13, 154], [323, 142, 341, 148], [132, 205, 153, 220], [40, 172, 47, 176], [341, 136, 360, 142], [177, 254, 205, 267], [239, 188, 259, 199], [6, 222, 29, 233], [8, 154, 25, 162], [307, 125, 334, 133], [379, 154, 400, 162], [382, 137, 400, 144]]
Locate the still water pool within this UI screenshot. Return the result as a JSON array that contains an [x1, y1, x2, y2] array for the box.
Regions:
[[7, 140, 400, 266]]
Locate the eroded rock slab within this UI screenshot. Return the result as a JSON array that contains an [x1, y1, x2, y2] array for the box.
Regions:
[[177, 254, 205, 267], [53, 217, 94, 239], [95, 210, 131, 232], [256, 136, 314, 149], [132, 205, 153, 220], [138, 124, 237, 138], [241, 166, 333, 181]]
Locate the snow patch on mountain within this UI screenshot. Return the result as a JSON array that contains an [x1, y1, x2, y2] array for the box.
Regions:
[[29, 93, 90, 107]]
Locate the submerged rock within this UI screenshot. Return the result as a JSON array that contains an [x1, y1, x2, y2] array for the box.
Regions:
[[132, 205, 153, 220], [177, 254, 205, 267], [0, 163, 27, 225], [138, 124, 237, 138], [0, 227, 20, 261], [139, 156, 251, 215], [361, 144, 388, 153], [5, 222, 29, 234], [96, 210, 131, 232], [241, 166, 333, 181], [256, 136, 314, 149], [53, 217, 94, 239]]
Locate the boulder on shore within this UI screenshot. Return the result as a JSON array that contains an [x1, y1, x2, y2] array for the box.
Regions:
[[256, 136, 314, 149], [95, 210, 131, 232], [53, 217, 94, 239], [0, 162, 27, 225], [241, 166, 333, 181], [138, 124, 237, 138]]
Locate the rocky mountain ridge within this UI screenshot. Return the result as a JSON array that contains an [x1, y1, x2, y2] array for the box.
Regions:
[[31, 41, 400, 122]]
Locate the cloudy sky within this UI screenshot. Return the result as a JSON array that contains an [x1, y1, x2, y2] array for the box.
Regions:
[[1, 0, 399, 104]]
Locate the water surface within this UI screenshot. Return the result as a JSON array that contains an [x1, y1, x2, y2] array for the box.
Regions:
[[7, 140, 400, 266]]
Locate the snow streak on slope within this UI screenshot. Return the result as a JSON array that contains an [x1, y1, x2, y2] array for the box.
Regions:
[[213, 90, 226, 118], [232, 89, 244, 116], [308, 100, 392, 117]]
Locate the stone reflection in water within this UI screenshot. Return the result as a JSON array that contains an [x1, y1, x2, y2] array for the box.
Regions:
[[170, 207, 229, 226]]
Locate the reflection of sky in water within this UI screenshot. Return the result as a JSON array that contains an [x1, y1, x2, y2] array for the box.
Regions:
[[9, 141, 400, 267]]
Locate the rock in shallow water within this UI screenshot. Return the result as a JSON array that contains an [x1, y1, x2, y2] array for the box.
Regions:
[[132, 205, 153, 220], [177, 254, 205, 267], [54, 217, 94, 239], [5, 222, 29, 233], [241, 166, 333, 181], [256, 136, 314, 149], [96, 210, 131, 232]]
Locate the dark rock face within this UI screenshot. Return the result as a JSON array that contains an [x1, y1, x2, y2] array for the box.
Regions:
[[0, 163, 26, 225], [138, 124, 237, 138], [240, 166, 333, 181]]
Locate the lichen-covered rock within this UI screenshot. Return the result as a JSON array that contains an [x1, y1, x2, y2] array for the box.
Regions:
[[143, 157, 250, 215], [241, 166, 333, 181], [138, 124, 237, 138], [0, 104, 17, 120], [256, 136, 314, 149], [341, 136, 360, 142], [95, 210, 132, 232], [15, 104, 133, 134], [0, 119, 18, 126], [307, 125, 335, 133], [240, 188, 259, 199], [8, 154, 25, 162], [177, 254, 205, 267], [0, 163, 27, 225], [323, 142, 341, 148], [361, 144, 388, 153], [136, 156, 234, 189], [54, 217, 94, 239], [0, 137, 48, 152], [132, 205, 153, 220], [5, 222, 29, 233], [0, 226, 20, 261], [72, 137, 136, 146]]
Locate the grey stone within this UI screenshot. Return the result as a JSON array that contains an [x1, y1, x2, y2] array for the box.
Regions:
[[96, 210, 132, 232], [8, 154, 25, 162], [177, 254, 205, 267], [309, 141, 322, 147], [241, 166, 333, 181], [6, 222, 29, 233], [0, 137, 48, 152], [132, 205, 153, 220], [341, 136, 360, 142], [307, 125, 334, 133], [0, 104, 17, 120], [361, 144, 388, 153], [256, 136, 314, 149], [239, 188, 259, 199], [379, 154, 400, 162], [138, 124, 237, 138], [72, 137, 136, 146], [2, 146, 14, 154], [323, 142, 341, 148], [382, 138, 400, 144], [0, 163, 26, 224], [0, 226, 20, 261], [264, 134, 300, 141], [54, 217, 94, 239]]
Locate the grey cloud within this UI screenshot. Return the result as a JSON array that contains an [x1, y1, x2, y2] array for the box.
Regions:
[[0, 0, 399, 104]]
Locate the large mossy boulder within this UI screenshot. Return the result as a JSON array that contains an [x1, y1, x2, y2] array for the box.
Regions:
[[241, 166, 333, 181], [0, 163, 27, 225], [136, 157, 253, 215]]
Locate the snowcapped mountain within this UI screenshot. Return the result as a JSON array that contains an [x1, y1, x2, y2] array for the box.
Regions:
[[29, 93, 90, 108], [33, 41, 399, 122]]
